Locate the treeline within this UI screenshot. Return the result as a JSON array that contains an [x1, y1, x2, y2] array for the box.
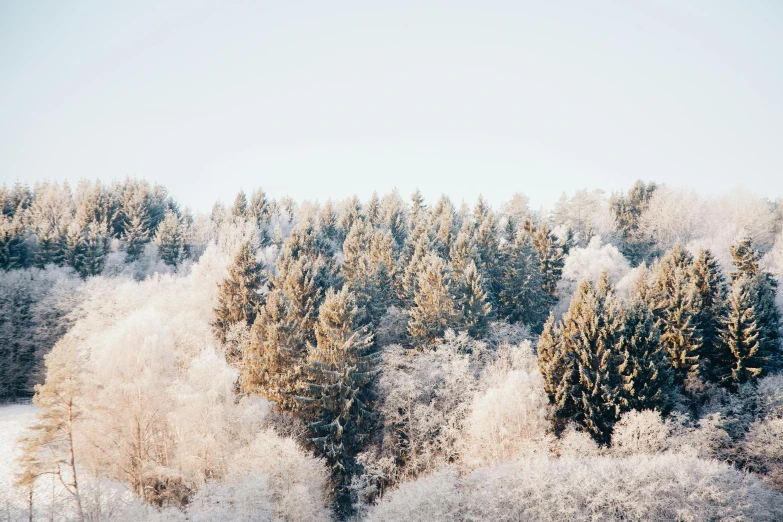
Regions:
[[0, 179, 185, 275]]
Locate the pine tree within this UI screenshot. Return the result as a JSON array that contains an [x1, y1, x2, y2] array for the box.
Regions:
[[719, 276, 764, 389], [0, 215, 29, 270], [498, 230, 549, 329], [691, 249, 729, 382], [448, 220, 479, 281], [537, 314, 574, 434], [453, 260, 492, 337], [531, 220, 565, 298], [120, 184, 151, 261], [337, 195, 363, 245], [543, 276, 625, 443], [617, 299, 674, 413], [231, 190, 248, 218], [729, 237, 759, 281], [610, 180, 657, 265], [399, 222, 431, 305], [473, 213, 503, 305], [408, 253, 457, 347], [649, 246, 702, 386], [364, 191, 381, 226], [154, 210, 184, 266], [68, 221, 108, 278], [34, 222, 66, 268], [213, 241, 267, 344], [243, 289, 304, 410], [728, 237, 782, 371], [297, 288, 378, 517], [410, 189, 427, 226]]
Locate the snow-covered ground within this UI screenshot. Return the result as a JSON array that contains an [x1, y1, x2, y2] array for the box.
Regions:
[[0, 404, 38, 505]]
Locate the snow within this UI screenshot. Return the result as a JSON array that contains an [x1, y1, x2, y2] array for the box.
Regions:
[[0, 404, 38, 503]]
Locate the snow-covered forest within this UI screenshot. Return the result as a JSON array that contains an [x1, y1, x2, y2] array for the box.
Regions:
[[3, 179, 783, 521]]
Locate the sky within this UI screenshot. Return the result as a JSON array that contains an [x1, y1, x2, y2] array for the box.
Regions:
[[1, 0, 782, 212]]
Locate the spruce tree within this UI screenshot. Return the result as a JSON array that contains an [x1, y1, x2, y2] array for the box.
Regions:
[[213, 241, 267, 344], [728, 237, 782, 371], [473, 213, 503, 305], [617, 299, 674, 413], [364, 191, 381, 226], [531, 220, 565, 298], [243, 289, 304, 410], [453, 260, 492, 337], [650, 246, 702, 386], [399, 222, 431, 305], [154, 210, 184, 266], [544, 276, 625, 444], [231, 190, 248, 218], [120, 186, 151, 261], [448, 220, 479, 281], [537, 314, 575, 434], [719, 276, 764, 389], [408, 253, 456, 347], [609, 180, 657, 265], [691, 249, 729, 382], [297, 287, 378, 517], [498, 230, 549, 329]]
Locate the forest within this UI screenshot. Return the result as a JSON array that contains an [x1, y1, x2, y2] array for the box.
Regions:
[[2, 178, 783, 521]]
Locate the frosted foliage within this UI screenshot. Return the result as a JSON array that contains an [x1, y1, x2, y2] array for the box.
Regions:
[[555, 426, 601, 458], [611, 410, 671, 457], [639, 187, 778, 264], [555, 237, 631, 315], [368, 455, 783, 522], [18, 240, 330, 519], [757, 374, 783, 419], [461, 342, 550, 466], [744, 418, 783, 490]]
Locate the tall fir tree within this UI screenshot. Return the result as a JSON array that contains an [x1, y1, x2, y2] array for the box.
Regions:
[[213, 241, 267, 345], [231, 190, 248, 218], [498, 230, 549, 329], [617, 299, 674, 413], [719, 276, 764, 389], [540, 275, 625, 443], [297, 287, 378, 517], [728, 237, 782, 371], [154, 210, 184, 266], [531, 220, 566, 298], [691, 249, 729, 382], [120, 184, 151, 261], [408, 253, 457, 347], [609, 180, 657, 265], [243, 289, 304, 410], [453, 259, 492, 337]]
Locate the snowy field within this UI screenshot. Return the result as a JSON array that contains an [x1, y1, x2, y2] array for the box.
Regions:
[[0, 404, 37, 505]]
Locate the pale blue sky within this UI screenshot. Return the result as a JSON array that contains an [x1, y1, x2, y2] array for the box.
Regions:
[[1, 1, 782, 211]]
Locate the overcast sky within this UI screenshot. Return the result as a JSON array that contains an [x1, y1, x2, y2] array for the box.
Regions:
[[1, 1, 782, 211]]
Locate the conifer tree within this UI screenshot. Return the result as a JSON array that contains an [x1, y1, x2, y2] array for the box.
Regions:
[[691, 249, 729, 382], [410, 189, 427, 226], [719, 276, 764, 389], [0, 215, 29, 270], [498, 231, 549, 329], [319, 200, 339, 241], [473, 213, 503, 304], [537, 314, 574, 434], [399, 222, 431, 304], [154, 210, 184, 266], [610, 180, 657, 265], [380, 190, 408, 248], [729, 237, 759, 281], [728, 237, 782, 371], [297, 287, 378, 517], [364, 191, 381, 226], [617, 299, 674, 413], [531, 220, 566, 298], [231, 189, 248, 218], [73, 221, 108, 278], [243, 289, 304, 410], [453, 260, 492, 338], [650, 246, 702, 386], [542, 275, 625, 443], [213, 241, 267, 344], [408, 253, 456, 347], [120, 185, 151, 261], [448, 220, 479, 281], [34, 222, 66, 268], [337, 195, 362, 244]]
